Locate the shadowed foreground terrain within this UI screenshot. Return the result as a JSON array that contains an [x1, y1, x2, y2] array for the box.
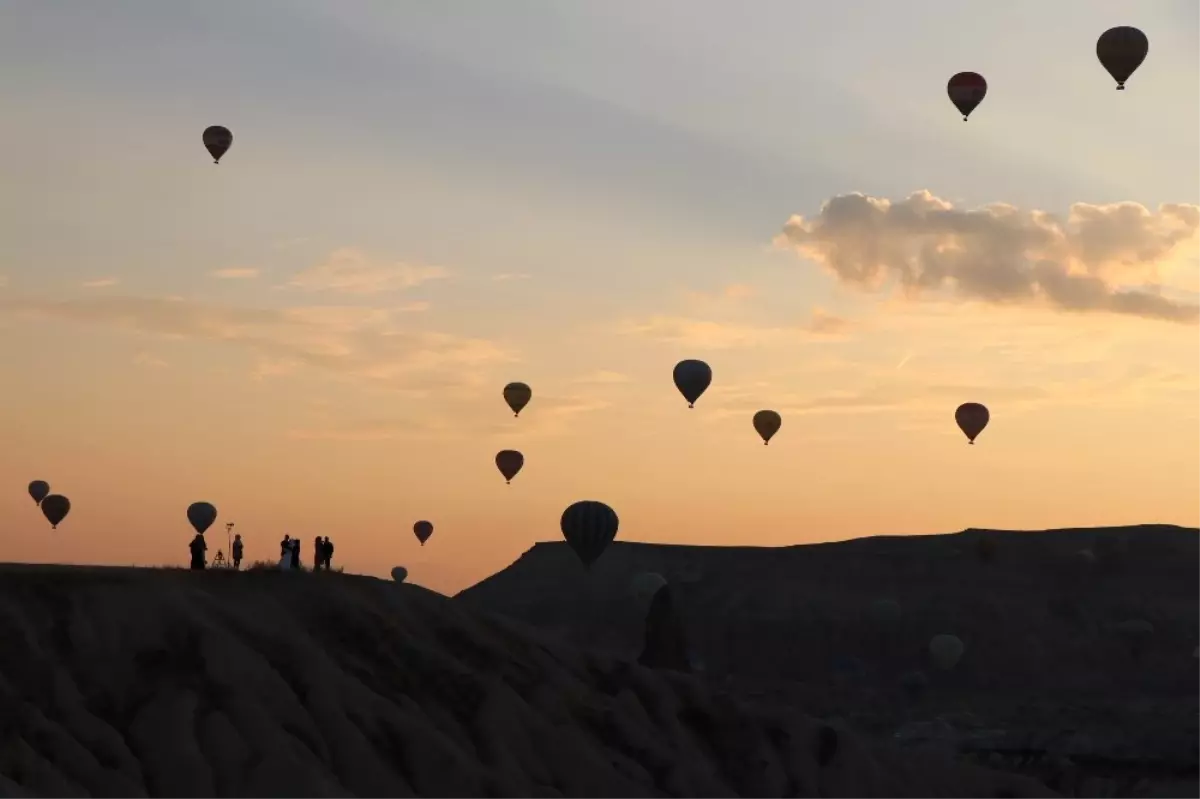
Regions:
[[0, 563, 1057, 797], [457, 526, 1200, 797]]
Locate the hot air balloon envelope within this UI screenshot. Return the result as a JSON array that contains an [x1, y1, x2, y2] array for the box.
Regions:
[[187, 502, 218, 535], [413, 520, 434, 546], [929, 634, 965, 670], [41, 494, 71, 529], [28, 480, 50, 505], [495, 450, 524, 483], [202, 126, 233, 163], [947, 72, 987, 120], [560, 500, 619, 569], [1096, 27, 1148, 89], [631, 572, 668, 607], [955, 402, 990, 443], [391, 566, 409, 583], [503, 382, 532, 417], [672, 360, 712, 408], [752, 410, 781, 444]]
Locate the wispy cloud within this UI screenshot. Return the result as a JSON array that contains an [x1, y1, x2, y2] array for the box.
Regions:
[[572, 369, 632, 384], [492, 272, 532, 282], [398, 301, 431, 313], [81, 277, 120, 289], [286, 248, 449, 294], [132, 351, 167, 368], [210, 267, 260, 280], [775, 191, 1200, 323], [620, 307, 853, 349], [0, 293, 515, 391]]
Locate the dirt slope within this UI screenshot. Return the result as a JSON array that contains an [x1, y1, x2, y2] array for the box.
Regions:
[[0, 562, 1053, 797]]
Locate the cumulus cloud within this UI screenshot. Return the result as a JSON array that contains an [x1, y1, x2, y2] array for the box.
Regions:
[[0, 294, 515, 390], [81, 277, 120, 289], [210, 267, 260, 280], [286, 248, 450, 294], [775, 191, 1199, 323]]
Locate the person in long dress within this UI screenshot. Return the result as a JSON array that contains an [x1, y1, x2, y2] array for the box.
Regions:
[[279, 535, 295, 570]]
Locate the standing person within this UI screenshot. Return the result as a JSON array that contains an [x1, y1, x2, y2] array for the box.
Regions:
[[279, 535, 294, 571], [322, 537, 334, 571], [291, 537, 302, 570], [313, 536, 324, 571], [232, 534, 244, 570], [189, 533, 207, 571]]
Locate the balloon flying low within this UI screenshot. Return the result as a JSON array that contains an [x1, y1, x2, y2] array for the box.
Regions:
[[41, 494, 71, 529], [502, 382, 532, 417], [1096, 27, 1148, 90], [391, 566, 408, 583], [929, 634, 966, 671], [947, 72, 987, 121], [413, 520, 434, 546], [495, 449, 524, 484], [672, 360, 712, 408], [955, 402, 990, 444], [28, 480, 50, 505], [560, 500, 619, 569], [202, 126, 233, 164], [187, 502, 218, 535], [752, 410, 782, 445]]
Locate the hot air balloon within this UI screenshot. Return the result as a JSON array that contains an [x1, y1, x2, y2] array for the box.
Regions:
[[413, 520, 434, 546], [869, 598, 903, 624], [391, 566, 408, 583], [28, 480, 50, 505], [495, 450, 524, 484], [672, 360, 712, 408], [954, 402, 990, 444], [202, 126, 233, 164], [502, 382, 532, 417], [1096, 27, 1148, 90], [41, 494, 71, 529], [752, 410, 781, 445], [929, 634, 965, 671], [631, 572, 668, 607], [560, 500, 619, 569], [947, 72, 987, 121], [187, 502, 218, 535]]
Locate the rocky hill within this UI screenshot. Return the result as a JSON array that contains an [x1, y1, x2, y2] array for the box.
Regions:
[[455, 525, 1200, 796], [0, 562, 1056, 797]]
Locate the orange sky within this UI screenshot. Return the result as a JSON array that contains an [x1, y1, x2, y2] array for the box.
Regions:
[[1, 2, 1197, 595]]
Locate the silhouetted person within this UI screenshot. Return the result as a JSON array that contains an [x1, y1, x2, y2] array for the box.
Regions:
[[189, 533, 207, 571], [232, 534, 244, 570], [291, 538, 301, 570], [638, 584, 691, 673], [313, 536, 324, 570], [322, 537, 334, 571], [280, 535, 291, 559]]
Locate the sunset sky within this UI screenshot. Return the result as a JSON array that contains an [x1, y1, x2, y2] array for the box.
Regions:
[[1, 0, 1197, 595]]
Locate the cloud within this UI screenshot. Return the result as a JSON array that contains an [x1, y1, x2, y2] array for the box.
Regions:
[[132, 351, 168, 368], [572, 369, 632, 384], [0, 294, 516, 390], [398, 301, 431, 313], [210, 267, 260, 280], [775, 191, 1200, 323], [286, 248, 450, 294], [492, 272, 532, 282], [81, 277, 119, 289], [620, 308, 852, 349]]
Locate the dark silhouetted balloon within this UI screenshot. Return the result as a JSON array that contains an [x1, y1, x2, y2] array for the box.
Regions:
[[187, 502, 218, 535], [503, 382, 532, 417], [929, 634, 966, 670], [1096, 27, 1148, 90], [495, 449, 524, 484], [672, 359, 712, 408], [954, 402, 990, 444], [391, 566, 408, 583], [413, 520, 434, 546], [752, 410, 782, 445], [202, 126, 233, 164], [947, 72, 987, 120], [41, 494, 70, 529], [560, 500, 619, 569], [28, 480, 50, 505]]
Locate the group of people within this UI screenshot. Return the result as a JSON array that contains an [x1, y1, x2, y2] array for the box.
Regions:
[[279, 534, 336, 571], [186, 531, 335, 572]]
